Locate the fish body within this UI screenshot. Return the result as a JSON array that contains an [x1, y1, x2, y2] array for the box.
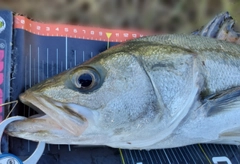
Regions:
[[6, 34, 240, 149]]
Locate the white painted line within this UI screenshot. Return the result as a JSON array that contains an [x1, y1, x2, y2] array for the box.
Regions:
[[47, 48, 49, 78], [186, 146, 196, 163], [37, 47, 40, 83], [33, 59, 35, 85], [83, 50, 85, 61], [147, 151, 154, 164], [29, 44, 32, 87], [163, 149, 171, 164], [229, 145, 239, 163], [192, 145, 203, 163], [65, 36, 68, 70], [56, 49, 59, 74], [28, 44, 32, 153], [74, 50, 77, 66]]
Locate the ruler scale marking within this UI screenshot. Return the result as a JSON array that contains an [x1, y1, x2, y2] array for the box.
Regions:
[[229, 145, 240, 164], [185, 146, 196, 164], [138, 150, 143, 161], [163, 149, 171, 164], [74, 50, 77, 66], [56, 49, 59, 74], [170, 148, 180, 164], [47, 48, 49, 78], [192, 145, 204, 164], [128, 150, 135, 164], [123, 150, 131, 164], [154, 150, 163, 164], [158, 149, 168, 163], [65, 37, 68, 70], [38, 47, 40, 83], [146, 151, 154, 164], [178, 147, 188, 163]]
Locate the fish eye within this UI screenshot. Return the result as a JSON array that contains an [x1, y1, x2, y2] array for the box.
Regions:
[[72, 68, 100, 92], [77, 73, 93, 89]]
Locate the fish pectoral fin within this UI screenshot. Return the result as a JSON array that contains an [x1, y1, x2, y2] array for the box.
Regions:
[[217, 127, 240, 145], [203, 87, 240, 116], [220, 127, 240, 137]]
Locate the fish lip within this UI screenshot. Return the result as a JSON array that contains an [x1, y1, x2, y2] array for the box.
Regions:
[[19, 90, 91, 136], [19, 92, 45, 114]]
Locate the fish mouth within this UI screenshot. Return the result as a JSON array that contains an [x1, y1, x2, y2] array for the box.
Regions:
[[7, 90, 93, 137]]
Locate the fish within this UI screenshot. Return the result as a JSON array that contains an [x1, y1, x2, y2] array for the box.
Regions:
[[5, 12, 240, 149], [6, 33, 240, 149]]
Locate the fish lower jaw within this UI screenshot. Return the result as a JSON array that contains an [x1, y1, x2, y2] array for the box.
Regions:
[[21, 94, 92, 136]]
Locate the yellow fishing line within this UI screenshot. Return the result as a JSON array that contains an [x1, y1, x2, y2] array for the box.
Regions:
[[198, 144, 212, 164], [119, 148, 126, 164]]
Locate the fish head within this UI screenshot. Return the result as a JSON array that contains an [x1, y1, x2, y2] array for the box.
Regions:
[[6, 44, 160, 146]]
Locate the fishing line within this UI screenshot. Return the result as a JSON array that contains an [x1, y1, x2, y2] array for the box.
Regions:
[[0, 100, 18, 119], [198, 144, 212, 164], [119, 149, 126, 164]]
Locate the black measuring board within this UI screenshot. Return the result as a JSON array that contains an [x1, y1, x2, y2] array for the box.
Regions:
[[8, 20, 240, 164]]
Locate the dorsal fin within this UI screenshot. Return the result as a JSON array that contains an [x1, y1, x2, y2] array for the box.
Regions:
[[192, 12, 240, 45]]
